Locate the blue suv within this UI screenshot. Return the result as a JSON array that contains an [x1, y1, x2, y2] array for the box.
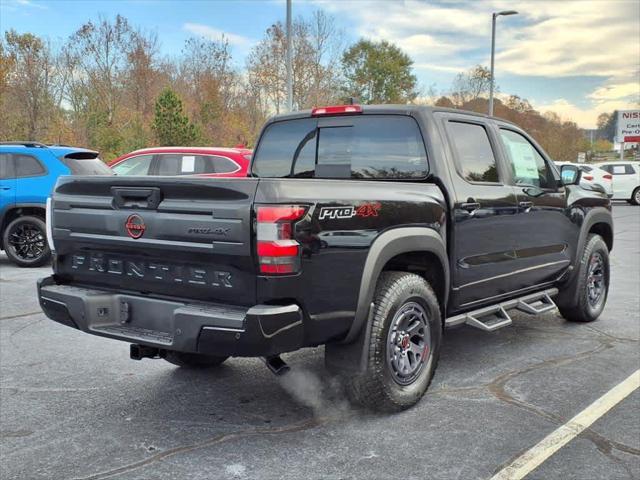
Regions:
[[0, 142, 111, 267]]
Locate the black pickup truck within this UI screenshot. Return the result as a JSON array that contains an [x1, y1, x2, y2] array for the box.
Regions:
[[38, 105, 613, 411]]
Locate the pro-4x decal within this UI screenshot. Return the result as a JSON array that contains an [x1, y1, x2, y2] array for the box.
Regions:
[[318, 202, 381, 220]]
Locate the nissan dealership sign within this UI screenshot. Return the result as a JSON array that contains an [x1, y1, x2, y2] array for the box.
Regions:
[[617, 110, 640, 143]]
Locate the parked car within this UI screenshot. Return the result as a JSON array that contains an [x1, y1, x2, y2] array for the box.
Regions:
[[0, 142, 111, 267], [38, 105, 612, 412], [555, 162, 613, 197], [594, 161, 640, 204], [109, 147, 251, 177]]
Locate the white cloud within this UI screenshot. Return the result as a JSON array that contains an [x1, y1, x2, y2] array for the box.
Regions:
[[588, 81, 640, 102], [1, 0, 47, 10], [183, 23, 252, 49], [494, 1, 639, 78], [533, 97, 638, 130], [315, 0, 640, 128]]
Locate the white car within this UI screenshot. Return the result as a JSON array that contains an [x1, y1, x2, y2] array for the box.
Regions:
[[594, 161, 640, 205], [555, 162, 613, 197]]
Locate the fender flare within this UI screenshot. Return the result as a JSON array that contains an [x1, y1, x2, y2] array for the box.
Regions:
[[571, 208, 613, 275], [557, 208, 613, 308], [344, 227, 449, 343]]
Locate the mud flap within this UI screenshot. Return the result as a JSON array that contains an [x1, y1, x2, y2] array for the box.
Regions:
[[324, 303, 374, 375]]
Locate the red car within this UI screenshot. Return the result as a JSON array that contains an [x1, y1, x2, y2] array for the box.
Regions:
[[108, 147, 251, 177]]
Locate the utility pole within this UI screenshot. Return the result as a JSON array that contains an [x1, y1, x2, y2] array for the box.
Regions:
[[286, 0, 293, 112], [489, 10, 518, 116]]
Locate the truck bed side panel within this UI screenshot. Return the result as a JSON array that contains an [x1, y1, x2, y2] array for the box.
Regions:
[[254, 178, 446, 344]]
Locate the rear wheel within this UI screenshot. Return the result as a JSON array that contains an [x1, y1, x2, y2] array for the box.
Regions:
[[3, 216, 51, 267], [557, 234, 609, 322], [163, 351, 228, 369], [631, 187, 640, 206], [344, 271, 442, 412]]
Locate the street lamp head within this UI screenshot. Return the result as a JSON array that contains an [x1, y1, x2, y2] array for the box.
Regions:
[[496, 10, 519, 16]]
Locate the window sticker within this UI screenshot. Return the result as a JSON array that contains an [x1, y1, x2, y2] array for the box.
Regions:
[[613, 165, 626, 174], [508, 142, 538, 179], [181, 155, 195, 173]]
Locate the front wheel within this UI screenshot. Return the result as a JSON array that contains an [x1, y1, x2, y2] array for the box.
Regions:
[[2, 216, 51, 267], [344, 272, 442, 412], [163, 351, 228, 369], [631, 187, 640, 206], [557, 234, 610, 322]]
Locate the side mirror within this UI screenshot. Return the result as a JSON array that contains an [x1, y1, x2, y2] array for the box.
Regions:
[[561, 165, 581, 185]]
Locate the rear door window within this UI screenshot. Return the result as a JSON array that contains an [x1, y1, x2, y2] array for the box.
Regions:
[[210, 156, 239, 174], [0, 153, 15, 179], [609, 164, 634, 175], [155, 154, 237, 175], [112, 155, 153, 175], [447, 122, 499, 183], [252, 115, 428, 179], [15, 154, 46, 177]]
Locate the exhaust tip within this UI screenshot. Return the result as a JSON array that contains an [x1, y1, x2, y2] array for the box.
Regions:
[[130, 344, 161, 361], [263, 355, 290, 376]]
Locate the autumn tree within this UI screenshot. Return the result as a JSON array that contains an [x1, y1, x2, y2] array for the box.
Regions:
[[1, 30, 58, 140], [593, 138, 613, 152], [152, 87, 200, 146], [178, 36, 236, 143], [125, 29, 161, 118], [450, 65, 493, 107], [247, 11, 343, 113], [341, 39, 417, 104], [67, 15, 135, 125]]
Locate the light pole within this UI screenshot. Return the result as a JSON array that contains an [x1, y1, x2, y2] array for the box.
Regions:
[[489, 10, 518, 116], [286, 0, 293, 112]]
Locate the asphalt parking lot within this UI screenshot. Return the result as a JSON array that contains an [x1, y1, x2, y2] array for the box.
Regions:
[[1, 204, 638, 480]]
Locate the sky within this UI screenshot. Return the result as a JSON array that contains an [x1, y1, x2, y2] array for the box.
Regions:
[[1, 0, 639, 129]]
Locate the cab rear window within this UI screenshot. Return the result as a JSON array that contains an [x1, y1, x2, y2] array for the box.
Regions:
[[252, 115, 428, 179]]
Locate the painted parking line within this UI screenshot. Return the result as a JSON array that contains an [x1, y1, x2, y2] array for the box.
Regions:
[[491, 369, 640, 480]]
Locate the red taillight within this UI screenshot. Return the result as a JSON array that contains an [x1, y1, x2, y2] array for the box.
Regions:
[[603, 174, 612, 180], [583, 175, 594, 181], [311, 105, 362, 116], [256, 205, 307, 275], [257, 205, 306, 222]]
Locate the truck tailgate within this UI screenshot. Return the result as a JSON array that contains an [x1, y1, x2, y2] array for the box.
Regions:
[[50, 176, 259, 306]]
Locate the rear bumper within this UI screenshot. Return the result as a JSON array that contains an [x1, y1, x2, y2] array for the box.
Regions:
[[37, 276, 304, 357]]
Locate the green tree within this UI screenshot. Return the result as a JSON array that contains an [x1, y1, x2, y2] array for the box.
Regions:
[[341, 39, 417, 104], [152, 87, 200, 146], [596, 111, 617, 141]]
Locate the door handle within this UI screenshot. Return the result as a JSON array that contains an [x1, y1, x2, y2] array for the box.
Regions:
[[461, 202, 481, 213], [0, 187, 11, 190], [519, 201, 534, 211]]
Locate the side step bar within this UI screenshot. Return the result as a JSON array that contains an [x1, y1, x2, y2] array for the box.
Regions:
[[445, 288, 558, 332]]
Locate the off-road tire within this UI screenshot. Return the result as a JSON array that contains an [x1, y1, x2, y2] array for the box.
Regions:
[[557, 234, 609, 322], [3, 216, 51, 267], [163, 351, 228, 369], [344, 271, 442, 412]]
